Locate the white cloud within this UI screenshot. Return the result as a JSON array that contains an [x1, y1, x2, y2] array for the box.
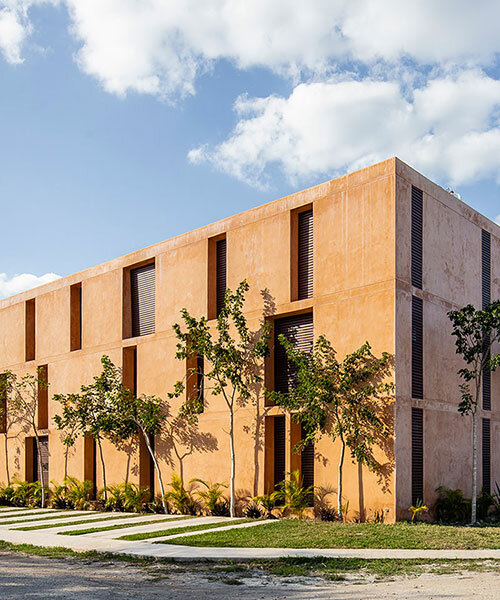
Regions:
[[4, 1, 500, 98], [0, 272, 61, 299], [190, 70, 500, 188]]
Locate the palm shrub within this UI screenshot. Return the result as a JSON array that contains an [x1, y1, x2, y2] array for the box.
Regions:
[[102, 483, 126, 512], [434, 486, 471, 523], [191, 479, 228, 516], [122, 483, 150, 513], [65, 477, 93, 510], [11, 480, 36, 507], [0, 484, 15, 506], [244, 502, 263, 519], [274, 470, 314, 519], [163, 474, 199, 515], [50, 481, 70, 509], [253, 491, 279, 519]]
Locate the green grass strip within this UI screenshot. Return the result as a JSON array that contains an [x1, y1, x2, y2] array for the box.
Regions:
[[14, 513, 144, 531], [165, 520, 500, 550], [120, 519, 248, 542], [0, 512, 93, 526], [59, 516, 190, 536], [0, 510, 64, 521]]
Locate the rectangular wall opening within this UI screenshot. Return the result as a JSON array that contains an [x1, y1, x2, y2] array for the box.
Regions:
[[208, 234, 227, 319], [411, 296, 423, 399], [25, 298, 35, 361], [482, 230, 491, 411], [411, 186, 423, 289], [26, 436, 49, 487], [83, 435, 97, 499], [70, 282, 82, 351], [274, 313, 313, 395], [291, 206, 313, 301], [411, 407, 423, 505], [186, 352, 204, 412], [482, 418, 491, 494], [0, 373, 7, 434], [273, 415, 286, 491], [37, 365, 48, 430], [130, 262, 156, 337]]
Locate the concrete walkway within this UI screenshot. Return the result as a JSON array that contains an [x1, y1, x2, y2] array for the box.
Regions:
[[1, 508, 500, 560]]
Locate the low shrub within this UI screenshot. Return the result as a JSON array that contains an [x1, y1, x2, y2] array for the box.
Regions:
[[163, 474, 199, 515], [244, 502, 263, 519], [0, 484, 15, 506], [434, 486, 470, 523], [192, 479, 228, 516], [274, 471, 314, 519]]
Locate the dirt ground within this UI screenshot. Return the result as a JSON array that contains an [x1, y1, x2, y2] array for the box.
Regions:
[[1, 551, 500, 599]]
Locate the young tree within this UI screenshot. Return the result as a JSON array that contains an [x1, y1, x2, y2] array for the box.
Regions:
[[0, 371, 20, 485], [171, 280, 270, 517], [448, 301, 500, 524], [52, 393, 81, 483], [113, 390, 170, 514], [268, 335, 393, 520], [6, 370, 49, 506]]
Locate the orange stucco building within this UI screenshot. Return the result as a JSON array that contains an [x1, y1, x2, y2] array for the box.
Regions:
[[0, 158, 498, 521]]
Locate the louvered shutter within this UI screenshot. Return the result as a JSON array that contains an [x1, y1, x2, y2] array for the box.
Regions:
[[216, 238, 227, 316], [301, 424, 314, 494], [274, 313, 313, 393], [131, 263, 155, 337], [411, 296, 423, 399], [411, 186, 423, 289], [411, 408, 423, 505], [35, 436, 49, 487], [482, 419, 491, 493], [298, 209, 313, 300], [482, 230, 491, 410], [273, 416, 286, 489], [0, 374, 6, 433]]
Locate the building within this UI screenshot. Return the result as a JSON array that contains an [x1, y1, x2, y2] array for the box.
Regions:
[[0, 157, 498, 521]]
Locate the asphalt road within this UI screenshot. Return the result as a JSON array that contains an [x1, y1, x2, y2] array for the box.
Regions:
[[1, 551, 500, 599]]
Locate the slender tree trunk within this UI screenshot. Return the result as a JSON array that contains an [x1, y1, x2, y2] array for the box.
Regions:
[[337, 437, 346, 520], [4, 433, 10, 486], [64, 445, 69, 483], [96, 435, 107, 501], [140, 425, 168, 514], [471, 407, 479, 524], [124, 454, 130, 485], [229, 404, 236, 517]]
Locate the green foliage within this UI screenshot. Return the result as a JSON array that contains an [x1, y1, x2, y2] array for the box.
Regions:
[[408, 499, 428, 523], [163, 474, 199, 515], [65, 477, 94, 510], [50, 481, 70, 509], [274, 471, 314, 519], [0, 483, 15, 506], [434, 486, 471, 523], [268, 335, 393, 518], [253, 491, 279, 518], [7, 479, 48, 508], [244, 502, 263, 519], [171, 280, 271, 517], [191, 479, 228, 515], [122, 483, 151, 513]]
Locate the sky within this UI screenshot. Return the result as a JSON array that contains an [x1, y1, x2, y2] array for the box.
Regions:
[[0, 1, 499, 299]]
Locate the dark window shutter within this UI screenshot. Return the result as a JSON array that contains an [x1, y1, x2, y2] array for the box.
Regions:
[[411, 408, 423, 505], [298, 209, 313, 300], [35, 436, 49, 488], [301, 424, 314, 493], [482, 229, 491, 309], [482, 418, 491, 493], [0, 374, 6, 434], [273, 416, 286, 489], [216, 238, 227, 316], [483, 360, 491, 411], [197, 355, 205, 407], [274, 313, 313, 393], [131, 263, 155, 337], [412, 296, 423, 399], [411, 186, 423, 289]]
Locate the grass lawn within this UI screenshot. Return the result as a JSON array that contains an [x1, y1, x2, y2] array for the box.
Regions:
[[59, 516, 190, 536], [0, 512, 92, 526], [160, 520, 500, 550], [14, 513, 144, 531], [0, 510, 64, 521], [120, 519, 249, 542]]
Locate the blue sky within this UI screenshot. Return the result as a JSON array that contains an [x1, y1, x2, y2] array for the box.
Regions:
[[0, 1, 499, 298]]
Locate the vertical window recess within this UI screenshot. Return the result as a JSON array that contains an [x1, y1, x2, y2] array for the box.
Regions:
[[186, 353, 204, 411], [274, 313, 313, 394], [32, 436, 49, 487], [482, 229, 491, 411], [37, 365, 48, 430], [273, 416, 286, 490], [411, 296, 423, 400], [411, 407, 423, 505], [216, 238, 227, 316], [482, 418, 491, 494], [0, 373, 7, 434], [131, 263, 156, 337], [70, 282, 82, 351], [25, 298, 35, 361], [300, 424, 314, 494], [297, 209, 313, 300], [411, 186, 423, 289]]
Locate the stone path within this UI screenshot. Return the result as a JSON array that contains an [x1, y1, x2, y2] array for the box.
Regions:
[[1, 507, 500, 560]]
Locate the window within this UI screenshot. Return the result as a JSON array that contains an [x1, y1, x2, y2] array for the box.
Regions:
[[216, 238, 227, 316], [186, 353, 204, 411], [482, 229, 491, 411], [25, 298, 35, 361], [26, 436, 49, 486], [300, 424, 314, 494], [122, 346, 137, 395], [482, 418, 491, 494], [208, 234, 227, 319], [274, 313, 313, 394], [411, 296, 423, 399], [70, 282, 82, 351], [130, 262, 156, 337], [411, 186, 423, 289], [411, 407, 423, 505], [0, 373, 6, 434], [291, 206, 313, 301], [37, 365, 48, 430], [273, 415, 286, 490]]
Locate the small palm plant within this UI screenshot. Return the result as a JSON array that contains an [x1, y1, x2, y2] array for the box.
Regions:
[[163, 474, 199, 515], [11, 479, 36, 507], [66, 477, 93, 510], [274, 470, 314, 519], [191, 479, 228, 516], [102, 483, 126, 511], [253, 491, 279, 519], [122, 483, 150, 513]]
